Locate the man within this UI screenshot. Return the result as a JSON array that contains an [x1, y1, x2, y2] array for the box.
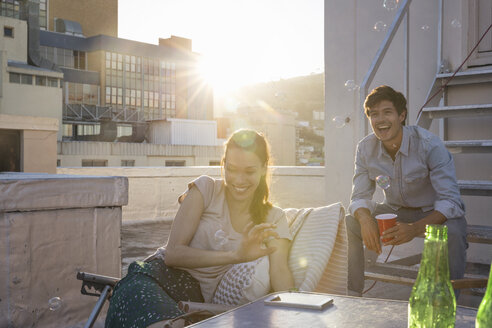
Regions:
[[346, 85, 467, 296]]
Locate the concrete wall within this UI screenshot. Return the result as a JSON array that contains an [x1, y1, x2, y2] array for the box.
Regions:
[[0, 17, 63, 141], [0, 71, 62, 130], [0, 16, 27, 62], [0, 114, 58, 173], [0, 173, 126, 327], [58, 141, 224, 167], [57, 166, 327, 222]]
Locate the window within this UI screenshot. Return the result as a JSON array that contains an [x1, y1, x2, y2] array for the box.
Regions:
[[63, 124, 73, 137], [82, 159, 108, 167], [74, 51, 86, 70], [57, 159, 61, 167], [68, 83, 97, 104], [39, 0, 47, 30], [209, 161, 221, 166], [4, 26, 13, 37], [35, 76, 47, 86], [77, 124, 100, 136], [165, 160, 185, 167], [117, 125, 132, 137], [9, 72, 20, 83], [0, 1, 20, 19], [121, 160, 135, 167], [20, 74, 32, 85], [48, 77, 58, 88]]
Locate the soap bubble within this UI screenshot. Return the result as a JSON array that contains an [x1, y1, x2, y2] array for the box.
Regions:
[[373, 21, 387, 32], [344, 80, 359, 92], [48, 297, 62, 311], [376, 175, 391, 190], [332, 116, 350, 128], [420, 25, 430, 31], [214, 229, 228, 247], [451, 19, 461, 28], [383, 0, 398, 11]]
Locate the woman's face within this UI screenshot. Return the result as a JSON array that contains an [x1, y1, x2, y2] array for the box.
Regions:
[[224, 147, 266, 203]]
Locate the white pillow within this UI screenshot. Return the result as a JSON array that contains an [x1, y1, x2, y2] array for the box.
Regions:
[[287, 202, 345, 292], [211, 256, 270, 305], [211, 202, 347, 305]]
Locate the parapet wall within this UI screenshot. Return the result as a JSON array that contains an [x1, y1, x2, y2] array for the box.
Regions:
[[57, 166, 327, 222]]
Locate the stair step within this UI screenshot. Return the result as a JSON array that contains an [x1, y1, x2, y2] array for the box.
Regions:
[[437, 68, 492, 86], [445, 140, 492, 153], [421, 104, 492, 120], [364, 262, 488, 287], [467, 225, 492, 244], [458, 180, 492, 196]]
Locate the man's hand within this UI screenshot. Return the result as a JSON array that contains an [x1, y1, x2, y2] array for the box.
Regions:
[[382, 222, 419, 246], [359, 217, 382, 254]]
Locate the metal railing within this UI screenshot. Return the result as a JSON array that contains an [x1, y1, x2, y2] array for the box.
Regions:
[[358, 0, 412, 139], [63, 104, 151, 123]]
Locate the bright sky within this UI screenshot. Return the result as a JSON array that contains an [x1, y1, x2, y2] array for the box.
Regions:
[[118, 0, 324, 93]]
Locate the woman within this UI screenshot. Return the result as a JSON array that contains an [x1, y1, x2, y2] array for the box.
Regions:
[[106, 129, 294, 328]]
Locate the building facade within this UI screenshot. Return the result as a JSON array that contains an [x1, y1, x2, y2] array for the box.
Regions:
[[0, 0, 217, 170], [220, 105, 297, 165]]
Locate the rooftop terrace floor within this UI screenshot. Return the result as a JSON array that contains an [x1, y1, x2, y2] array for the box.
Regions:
[[121, 219, 485, 312]]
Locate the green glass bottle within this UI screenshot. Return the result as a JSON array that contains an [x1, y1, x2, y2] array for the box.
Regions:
[[476, 263, 492, 327], [408, 225, 456, 328]]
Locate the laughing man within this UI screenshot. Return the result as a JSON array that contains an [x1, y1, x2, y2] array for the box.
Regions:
[[346, 85, 467, 296]]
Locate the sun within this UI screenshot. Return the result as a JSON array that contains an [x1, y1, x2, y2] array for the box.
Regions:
[[197, 55, 244, 95]]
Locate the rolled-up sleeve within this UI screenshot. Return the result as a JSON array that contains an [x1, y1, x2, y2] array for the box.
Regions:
[[426, 138, 465, 219], [349, 143, 377, 216]]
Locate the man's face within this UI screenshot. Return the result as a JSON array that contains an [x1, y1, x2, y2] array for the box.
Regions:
[[367, 100, 406, 144]]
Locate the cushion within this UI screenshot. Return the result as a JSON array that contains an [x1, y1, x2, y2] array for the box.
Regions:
[[286, 202, 346, 293], [211, 256, 270, 305], [211, 202, 348, 305]]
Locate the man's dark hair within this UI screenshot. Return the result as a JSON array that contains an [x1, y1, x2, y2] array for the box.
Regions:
[[364, 85, 407, 125]]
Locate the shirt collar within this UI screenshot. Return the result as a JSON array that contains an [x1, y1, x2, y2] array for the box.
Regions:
[[377, 125, 409, 158]]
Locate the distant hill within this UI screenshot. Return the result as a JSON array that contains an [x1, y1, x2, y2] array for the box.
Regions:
[[215, 73, 324, 121]]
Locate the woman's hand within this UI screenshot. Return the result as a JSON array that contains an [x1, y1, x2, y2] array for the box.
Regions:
[[235, 222, 279, 263]]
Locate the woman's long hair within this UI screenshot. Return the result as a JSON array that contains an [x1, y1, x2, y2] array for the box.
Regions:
[[222, 129, 273, 224]]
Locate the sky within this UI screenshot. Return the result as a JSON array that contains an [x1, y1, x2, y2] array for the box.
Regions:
[[118, 0, 324, 93]]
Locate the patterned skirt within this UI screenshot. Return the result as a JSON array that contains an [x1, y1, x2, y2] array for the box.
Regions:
[[105, 259, 204, 328]]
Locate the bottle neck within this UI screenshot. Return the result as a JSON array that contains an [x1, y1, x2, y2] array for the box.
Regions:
[[417, 226, 451, 281]]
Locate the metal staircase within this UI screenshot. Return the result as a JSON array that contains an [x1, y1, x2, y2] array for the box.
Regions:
[[364, 68, 492, 293], [359, 0, 492, 296], [416, 68, 492, 247]]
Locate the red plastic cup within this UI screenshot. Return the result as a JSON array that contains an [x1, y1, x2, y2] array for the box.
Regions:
[[375, 214, 397, 242]]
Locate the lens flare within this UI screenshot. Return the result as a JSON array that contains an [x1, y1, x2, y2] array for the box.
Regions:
[[298, 257, 308, 268]]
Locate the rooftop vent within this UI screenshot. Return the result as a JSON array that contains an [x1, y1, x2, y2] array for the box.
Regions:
[[55, 18, 84, 37]]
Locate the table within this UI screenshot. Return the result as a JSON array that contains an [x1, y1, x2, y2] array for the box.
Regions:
[[188, 292, 478, 328]]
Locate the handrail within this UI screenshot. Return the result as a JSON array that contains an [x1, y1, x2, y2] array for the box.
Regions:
[[358, 0, 412, 138]]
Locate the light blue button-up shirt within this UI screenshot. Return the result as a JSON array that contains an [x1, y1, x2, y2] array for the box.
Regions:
[[349, 125, 465, 219]]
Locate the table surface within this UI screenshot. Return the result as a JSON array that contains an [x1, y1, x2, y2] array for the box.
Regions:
[[189, 292, 478, 328]]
